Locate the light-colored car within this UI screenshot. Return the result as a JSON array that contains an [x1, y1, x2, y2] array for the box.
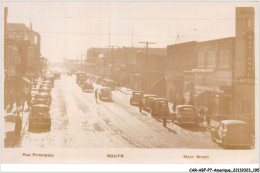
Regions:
[[98, 87, 113, 101], [211, 120, 252, 148]]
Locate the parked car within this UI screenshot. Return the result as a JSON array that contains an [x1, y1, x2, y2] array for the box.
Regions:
[[38, 87, 51, 94], [151, 98, 169, 118], [40, 84, 52, 90], [76, 72, 87, 85], [143, 94, 157, 110], [34, 93, 52, 106], [98, 87, 113, 101], [82, 81, 94, 92], [95, 77, 103, 85], [54, 72, 61, 79], [42, 80, 53, 88], [102, 79, 116, 90], [130, 91, 143, 106], [33, 99, 47, 105], [211, 120, 252, 148], [174, 105, 202, 126], [29, 104, 51, 130]]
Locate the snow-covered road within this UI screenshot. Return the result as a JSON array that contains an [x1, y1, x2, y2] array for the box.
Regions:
[[5, 75, 220, 149]]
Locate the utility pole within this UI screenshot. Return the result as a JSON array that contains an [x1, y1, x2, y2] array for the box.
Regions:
[[138, 41, 156, 92], [108, 14, 111, 47], [107, 45, 118, 80]]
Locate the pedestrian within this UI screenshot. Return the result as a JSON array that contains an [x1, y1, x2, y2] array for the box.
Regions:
[[14, 112, 22, 138], [161, 104, 168, 127], [26, 88, 32, 110], [94, 89, 98, 102], [206, 107, 212, 126], [138, 96, 143, 112], [172, 102, 177, 112]]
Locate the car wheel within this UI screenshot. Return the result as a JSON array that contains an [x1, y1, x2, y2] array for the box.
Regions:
[[222, 138, 228, 149]]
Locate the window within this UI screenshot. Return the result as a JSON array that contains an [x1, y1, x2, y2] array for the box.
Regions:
[[197, 52, 205, 68], [207, 51, 216, 68], [219, 49, 230, 67]]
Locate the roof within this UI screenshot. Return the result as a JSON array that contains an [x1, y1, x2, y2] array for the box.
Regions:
[[221, 120, 247, 125], [7, 23, 28, 32], [101, 87, 111, 90], [36, 92, 50, 96], [32, 104, 49, 109], [143, 94, 157, 97], [154, 98, 167, 101], [177, 105, 196, 108]]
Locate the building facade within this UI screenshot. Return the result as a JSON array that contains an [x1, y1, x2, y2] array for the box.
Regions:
[[233, 7, 255, 130]]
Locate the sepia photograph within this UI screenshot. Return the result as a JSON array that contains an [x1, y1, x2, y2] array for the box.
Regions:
[[1, 1, 258, 165]]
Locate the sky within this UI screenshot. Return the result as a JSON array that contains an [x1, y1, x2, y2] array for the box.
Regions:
[[3, 1, 257, 62]]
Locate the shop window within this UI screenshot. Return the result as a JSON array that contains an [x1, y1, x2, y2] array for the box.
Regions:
[[197, 52, 205, 68], [207, 51, 216, 68], [219, 49, 230, 67]]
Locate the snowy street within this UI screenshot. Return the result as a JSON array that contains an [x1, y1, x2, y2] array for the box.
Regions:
[[4, 74, 220, 149]]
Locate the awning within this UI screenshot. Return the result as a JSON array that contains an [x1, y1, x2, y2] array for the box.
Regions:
[[22, 77, 31, 83]]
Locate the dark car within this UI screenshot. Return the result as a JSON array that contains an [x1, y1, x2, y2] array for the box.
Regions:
[[54, 72, 61, 79], [98, 87, 113, 101], [102, 79, 116, 90], [151, 98, 169, 118], [143, 94, 157, 110], [34, 93, 52, 106], [130, 91, 143, 106], [29, 104, 51, 130], [95, 77, 103, 85], [76, 72, 87, 85], [38, 87, 51, 94], [82, 81, 94, 92], [42, 80, 53, 88], [174, 105, 202, 126], [211, 120, 252, 148], [33, 99, 47, 105]]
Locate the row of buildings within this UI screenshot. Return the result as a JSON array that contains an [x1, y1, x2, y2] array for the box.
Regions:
[[4, 7, 48, 81], [4, 7, 48, 108], [64, 7, 255, 129]]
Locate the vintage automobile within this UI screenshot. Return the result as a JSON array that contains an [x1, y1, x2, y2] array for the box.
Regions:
[[174, 105, 202, 126], [211, 120, 252, 148], [29, 104, 51, 130], [130, 91, 143, 106], [38, 87, 51, 94], [102, 79, 116, 90], [151, 98, 169, 117], [34, 93, 52, 106], [42, 80, 53, 88], [54, 72, 61, 79], [82, 81, 94, 92], [95, 77, 103, 85], [143, 94, 157, 110], [76, 72, 87, 85], [98, 87, 113, 101], [33, 99, 47, 105]]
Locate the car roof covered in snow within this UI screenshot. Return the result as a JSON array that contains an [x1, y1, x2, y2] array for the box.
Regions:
[[221, 120, 247, 125]]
